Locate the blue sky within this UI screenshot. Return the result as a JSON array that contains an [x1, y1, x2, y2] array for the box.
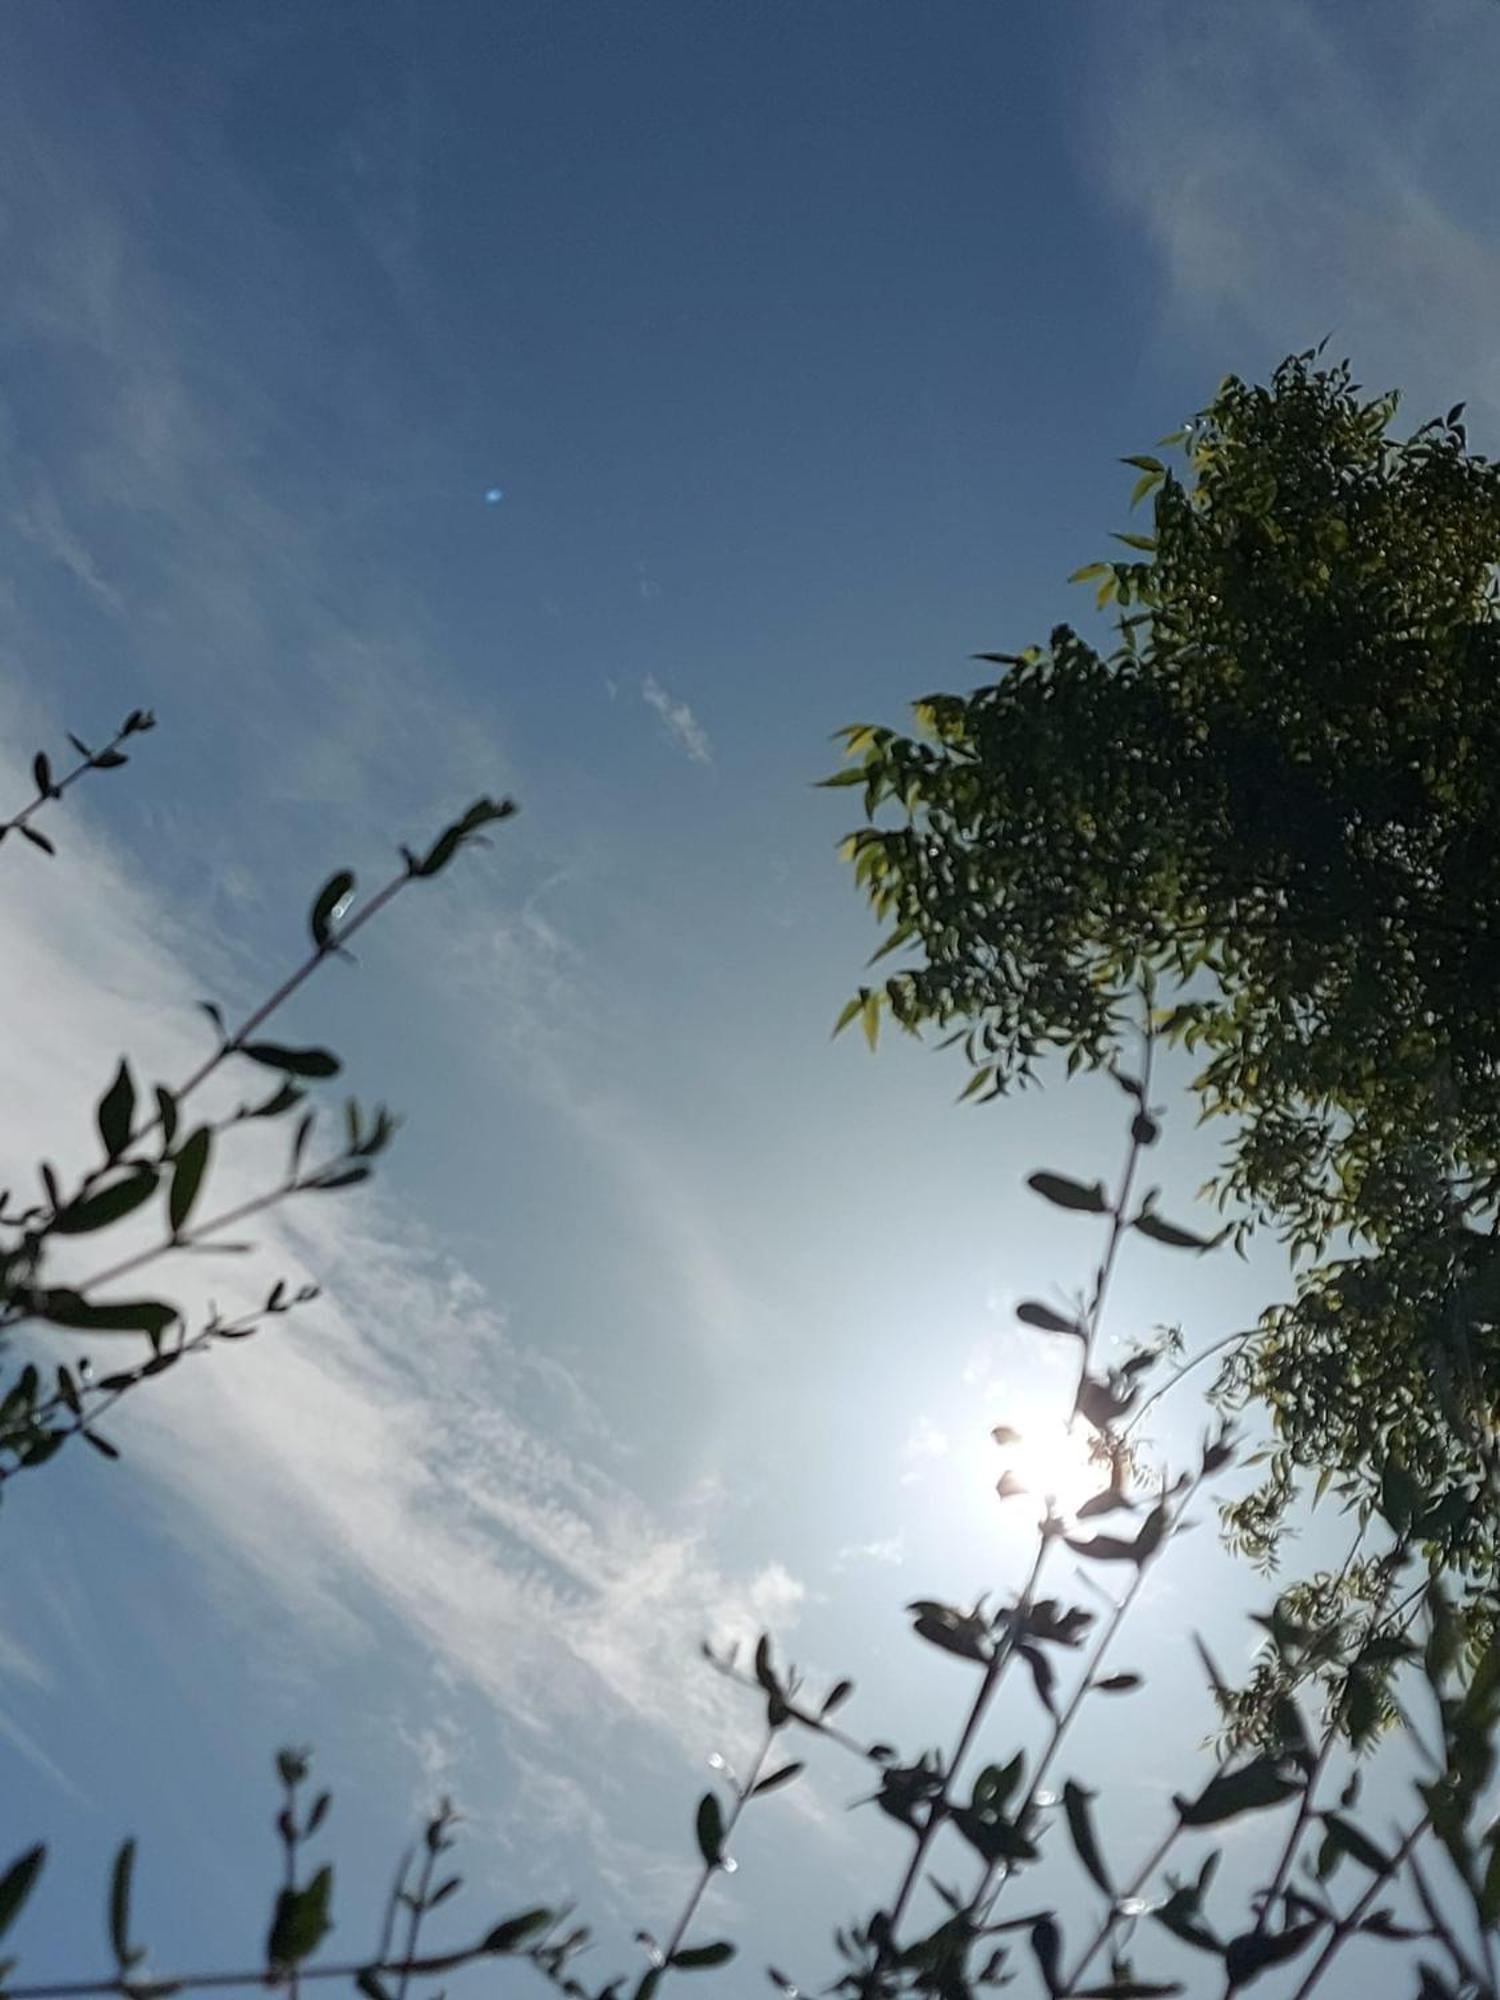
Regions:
[[3, 2, 1499, 1993]]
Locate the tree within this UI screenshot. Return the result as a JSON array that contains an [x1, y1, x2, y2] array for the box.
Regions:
[[4, 660, 1500, 1996], [826, 350, 1500, 1623]]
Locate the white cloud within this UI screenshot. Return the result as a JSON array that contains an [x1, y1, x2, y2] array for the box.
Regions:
[[833, 1535, 904, 1570], [1094, 2, 1500, 432], [641, 675, 712, 766], [0, 750, 798, 1799]]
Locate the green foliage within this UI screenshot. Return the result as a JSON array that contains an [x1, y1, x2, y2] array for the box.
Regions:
[[828, 350, 1500, 1600]]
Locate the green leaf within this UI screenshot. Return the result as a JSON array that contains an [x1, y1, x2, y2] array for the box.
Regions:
[[1176, 1759, 1302, 1827], [1121, 455, 1165, 475], [1026, 1171, 1108, 1214], [1062, 1781, 1113, 1897], [831, 995, 864, 1038], [482, 1907, 554, 1953], [53, 1172, 158, 1235], [0, 1845, 44, 1941], [1130, 470, 1163, 507], [97, 1062, 137, 1161], [671, 1942, 736, 1970], [751, 1762, 804, 1797], [169, 1127, 212, 1237], [1112, 531, 1157, 551], [1068, 563, 1110, 584], [695, 1793, 725, 1867], [267, 1865, 333, 1968], [860, 989, 881, 1051], [240, 1043, 342, 1080], [309, 870, 356, 952]]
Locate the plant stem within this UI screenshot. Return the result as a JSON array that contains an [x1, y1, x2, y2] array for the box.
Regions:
[[883, 1528, 1055, 1948], [1284, 1815, 1428, 2000], [657, 1725, 777, 1974]]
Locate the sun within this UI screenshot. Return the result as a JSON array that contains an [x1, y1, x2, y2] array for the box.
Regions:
[[985, 1410, 1112, 1520]]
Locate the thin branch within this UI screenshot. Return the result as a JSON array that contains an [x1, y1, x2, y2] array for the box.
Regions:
[[1284, 1815, 1429, 2000], [0, 712, 154, 857]]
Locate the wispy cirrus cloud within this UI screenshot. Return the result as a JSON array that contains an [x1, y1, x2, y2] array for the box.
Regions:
[[1093, 0, 1500, 430], [0, 746, 800, 1849], [641, 674, 712, 766]]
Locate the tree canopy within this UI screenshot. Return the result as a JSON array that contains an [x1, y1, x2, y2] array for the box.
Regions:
[[829, 351, 1500, 1603]]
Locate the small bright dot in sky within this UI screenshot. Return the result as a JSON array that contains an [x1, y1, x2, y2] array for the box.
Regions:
[[484, 486, 505, 505]]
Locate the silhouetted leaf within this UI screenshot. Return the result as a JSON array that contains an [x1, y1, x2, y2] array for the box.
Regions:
[[19, 825, 54, 855], [1027, 1172, 1108, 1214], [1176, 1760, 1302, 1827], [1029, 1916, 1061, 1995], [695, 1793, 725, 1868], [1133, 1212, 1224, 1252], [671, 1943, 736, 1970], [240, 1042, 341, 1079], [1062, 1781, 1113, 1896], [1223, 1920, 1319, 1988], [109, 1839, 139, 1970], [1320, 1814, 1391, 1876], [169, 1128, 211, 1237], [310, 870, 356, 952], [482, 1908, 553, 1953], [1017, 1301, 1085, 1338], [97, 1062, 136, 1161], [752, 1763, 804, 1797], [32, 752, 52, 796], [53, 1171, 157, 1235], [0, 1844, 44, 1941], [267, 1866, 333, 1968]]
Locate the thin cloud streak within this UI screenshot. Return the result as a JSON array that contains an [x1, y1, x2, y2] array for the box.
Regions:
[[1094, 1, 1500, 430], [641, 674, 712, 766], [0, 752, 800, 1790]]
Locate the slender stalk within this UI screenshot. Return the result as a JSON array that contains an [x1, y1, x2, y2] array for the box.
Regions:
[[0, 715, 152, 849], [1284, 1816, 1429, 2000], [162, 872, 411, 1136], [1120, 1328, 1253, 1443], [657, 1725, 777, 1974], [1074, 1021, 1157, 1404], [4, 1142, 362, 1334], [882, 1528, 1056, 1949], [3, 1941, 499, 2000], [973, 1464, 1211, 1919], [394, 1837, 440, 2000]]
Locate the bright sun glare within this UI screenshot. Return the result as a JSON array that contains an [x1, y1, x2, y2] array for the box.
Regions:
[[949, 1408, 1109, 1521]]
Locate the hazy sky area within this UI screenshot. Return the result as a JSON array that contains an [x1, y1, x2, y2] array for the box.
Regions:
[[3, 4, 1500, 1994]]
